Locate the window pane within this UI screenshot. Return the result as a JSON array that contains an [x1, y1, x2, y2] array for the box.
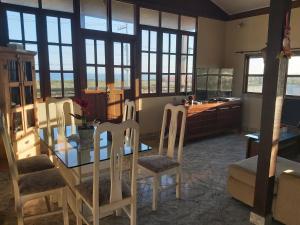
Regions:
[[123, 68, 131, 89], [60, 18, 72, 44], [48, 45, 61, 70], [114, 68, 122, 89], [181, 55, 187, 73], [23, 13, 37, 42], [161, 12, 179, 30], [141, 53, 148, 73], [85, 39, 95, 64], [123, 43, 131, 66], [150, 31, 157, 51], [182, 35, 188, 54], [47, 16, 59, 43], [140, 8, 159, 27], [50, 72, 62, 97], [162, 54, 169, 73], [170, 55, 176, 73], [187, 75, 193, 92], [2, 0, 38, 7], [170, 34, 177, 54], [248, 57, 264, 74], [150, 75, 156, 93], [150, 53, 156, 73], [247, 76, 263, 93], [169, 75, 175, 93], [97, 66, 106, 89], [86, 66, 96, 89], [197, 76, 207, 90], [286, 77, 300, 96], [112, 0, 134, 35], [114, 42, 122, 65], [207, 76, 218, 91], [42, 0, 73, 13], [35, 72, 41, 98], [180, 75, 187, 92], [162, 75, 168, 93], [141, 74, 148, 94], [64, 73, 74, 97], [96, 40, 105, 65], [62, 46, 73, 70], [188, 36, 194, 54], [7, 11, 22, 40], [188, 55, 194, 73], [142, 30, 149, 51], [220, 68, 234, 75], [288, 56, 300, 75], [163, 33, 169, 53], [80, 0, 107, 31], [25, 43, 39, 70], [220, 76, 233, 92], [181, 16, 196, 32]]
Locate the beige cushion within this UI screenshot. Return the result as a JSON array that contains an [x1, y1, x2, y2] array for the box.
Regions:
[[228, 156, 300, 191], [138, 155, 180, 173], [75, 176, 131, 206], [19, 168, 66, 196], [17, 155, 54, 175]]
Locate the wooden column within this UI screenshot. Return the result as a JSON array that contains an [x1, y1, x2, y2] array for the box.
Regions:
[[251, 0, 292, 224]]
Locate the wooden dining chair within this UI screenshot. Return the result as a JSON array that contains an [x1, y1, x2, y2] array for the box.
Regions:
[[55, 98, 76, 136], [0, 111, 69, 225], [75, 120, 139, 225], [123, 99, 136, 145], [138, 104, 187, 210]]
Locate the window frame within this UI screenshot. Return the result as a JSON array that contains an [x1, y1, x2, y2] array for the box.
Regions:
[[244, 54, 265, 95], [285, 52, 300, 98]]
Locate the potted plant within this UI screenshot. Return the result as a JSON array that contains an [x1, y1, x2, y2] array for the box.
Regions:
[[70, 98, 94, 144]]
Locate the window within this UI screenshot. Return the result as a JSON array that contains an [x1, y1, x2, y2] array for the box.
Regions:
[[85, 39, 106, 90], [111, 0, 134, 35], [1, 0, 39, 8], [6, 10, 41, 97], [180, 15, 196, 32], [80, 0, 107, 31], [180, 35, 194, 93], [196, 68, 234, 99], [46, 16, 74, 97], [286, 56, 300, 96], [162, 32, 177, 93], [140, 8, 159, 27], [141, 29, 157, 94], [42, 0, 73, 13], [245, 56, 264, 93], [113, 42, 131, 89], [161, 12, 179, 30]]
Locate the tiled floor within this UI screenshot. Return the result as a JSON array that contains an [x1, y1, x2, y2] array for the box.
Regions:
[[0, 134, 283, 225]]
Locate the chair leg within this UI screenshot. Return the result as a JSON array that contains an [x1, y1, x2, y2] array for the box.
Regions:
[[62, 188, 69, 225], [152, 175, 159, 211], [176, 168, 181, 199], [16, 203, 24, 225], [130, 201, 137, 225], [75, 193, 83, 225]]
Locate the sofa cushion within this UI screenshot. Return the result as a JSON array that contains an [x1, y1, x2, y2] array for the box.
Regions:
[[228, 156, 300, 190]]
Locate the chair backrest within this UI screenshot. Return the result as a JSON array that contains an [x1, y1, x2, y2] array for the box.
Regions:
[[122, 100, 136, 144], [0, 111, 20, 200], [55, 98, 76, 136], [93, 120, 139, 209], [159, 104, 187, 163]]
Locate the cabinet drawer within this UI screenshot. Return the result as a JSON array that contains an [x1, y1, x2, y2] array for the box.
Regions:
[[14, 132, 40, 154], [16, 145, 41, 159]]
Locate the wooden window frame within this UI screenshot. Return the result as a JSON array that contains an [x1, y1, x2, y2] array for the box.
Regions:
[[285, 52, 300, 98]]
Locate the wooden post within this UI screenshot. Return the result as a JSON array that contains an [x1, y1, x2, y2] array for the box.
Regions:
[[250, 0, 292, 224]]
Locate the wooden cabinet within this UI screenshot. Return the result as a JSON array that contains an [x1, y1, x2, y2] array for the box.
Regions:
[[185, 101, 242, 142], [0, 47, 39, 159]]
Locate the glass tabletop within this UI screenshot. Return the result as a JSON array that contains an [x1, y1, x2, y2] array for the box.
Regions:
[[39, 126, 152, 169], [245, 130, 300, 142]]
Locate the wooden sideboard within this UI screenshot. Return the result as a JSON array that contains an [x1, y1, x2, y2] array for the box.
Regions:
[[184, 100, 242, 142]]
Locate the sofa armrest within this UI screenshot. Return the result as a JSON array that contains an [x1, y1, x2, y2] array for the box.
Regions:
[[273, 171, 300, 225]]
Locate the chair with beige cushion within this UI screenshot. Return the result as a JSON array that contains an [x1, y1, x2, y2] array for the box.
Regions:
[[138, 104, 187, 210], [75, 120, 139, 225], [0, 111, 69, 225]]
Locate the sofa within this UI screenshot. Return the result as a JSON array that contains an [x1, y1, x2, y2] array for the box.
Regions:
[[227, 156, 300, 225]]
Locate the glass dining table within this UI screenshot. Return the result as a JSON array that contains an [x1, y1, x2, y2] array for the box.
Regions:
[[38, 125, 153, 169]]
